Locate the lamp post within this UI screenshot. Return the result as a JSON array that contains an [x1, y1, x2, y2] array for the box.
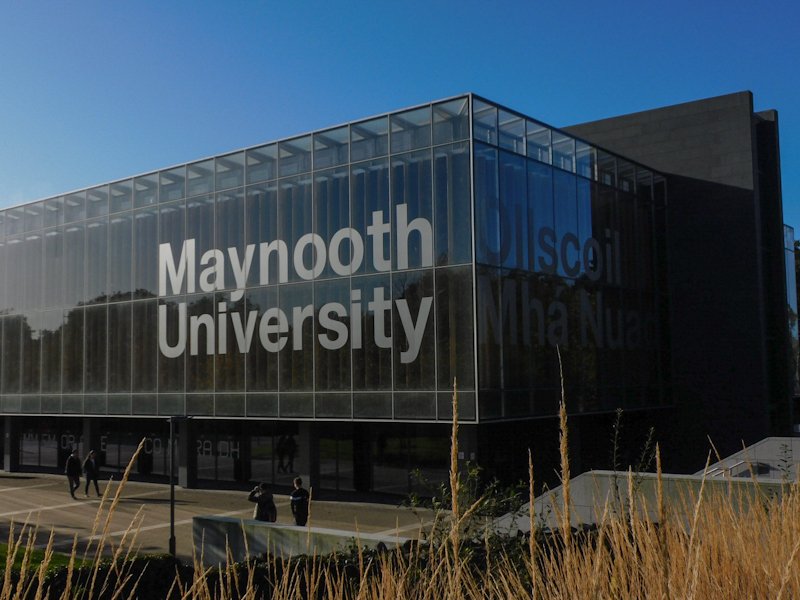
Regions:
[[169, 415, 176, 556]]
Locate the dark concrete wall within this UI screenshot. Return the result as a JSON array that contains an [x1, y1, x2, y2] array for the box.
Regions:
[[563, 92, 786, 471], [566, 92, 756, 190]]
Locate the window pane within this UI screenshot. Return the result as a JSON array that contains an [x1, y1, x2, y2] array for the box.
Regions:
[[618, 159, 635, 192], [43, 197, 64, 228], [350, 158, 390, 275], [472, 99, 497, 145], [278, 176, 312, 282], [134, 174, 158, 208], [21, 309, 40, 393], [245, 182, 279, 286], [63, 224, 84, 308], [499, 151, 527, 270], [24, 202, 43, 232], [394, 392, 435, 419], [476, 267, 502, 390], [353, 393, 392, 418], [436, 266, 474, 390], [215, 291, 245, 391], [314, 126, 349, 169], [0, 240, 5, 313], [575, 141, 595, 179], [351, 274, 392, 391], [498, 110, 525, 154], [158, 299, 184, 392], [278, 136, 312, 177], [186, 293, 215, 392], [215, 189, 244, 291], [433, 142, 471, 265], [159, 200, 185, 294], [314, 278, 351, 391], [245, 287, 278, 391], [2, 316, 22, 393], [392, 269, 435, 390], [85, 219, 108, 304], [108, 213, 133, 302], [7, 207, 24, 235], [597, 150, 616, 186], [64, 192, 86, 223], [132, 300, 157, 392], [474, 143, 500, 265], [316, 394, 351, 418], [160, 167, 186, 202], [552, 132, 575, 172], [391, 106, 431, 153], [62, 308, 83, 393], [553, 170, 578, 278], [186, 194, 215, 278], [40, 310, 61, 392], [279, 283, 313, 391], [391, 149, 433, 270], [351, 117, 388, 162], [87, 186, 109, 218], [4, 238, 23, 313], [133, 207, 158, 299], [528, 161, 554, 273], [246, 144, 277, 184], [216, 152, 245, 191], [187, 160, 214, 197], [23, 234, 43, 310], [527, 122, 551, 164], [110, 180, 133, 213], [108, 302, 131, 392], [85, 304, 107, 392], [314, 167, 350, 279], [433, 98, 469, 145]]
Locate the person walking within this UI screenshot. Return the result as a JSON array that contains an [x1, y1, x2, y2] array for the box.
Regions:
[[65, 448, 82, 499], [290, 477, 310, 526], [83, 449, 101, 497], [248, 483, 277, 522]]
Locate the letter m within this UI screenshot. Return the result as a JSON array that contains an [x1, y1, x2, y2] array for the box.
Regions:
[[159, 239, 195, 296]]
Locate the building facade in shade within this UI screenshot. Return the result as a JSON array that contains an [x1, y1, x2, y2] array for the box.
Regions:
[[0, 92, 790, 495]]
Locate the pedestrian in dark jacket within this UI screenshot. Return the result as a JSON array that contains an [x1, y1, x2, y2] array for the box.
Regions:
[[248, 483, 277, 522], [290, 477, 310, 526], [83, 449, 101, 497], [65, 449, 81, 499]]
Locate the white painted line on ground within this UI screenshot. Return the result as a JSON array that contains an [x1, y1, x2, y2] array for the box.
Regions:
[[0, 483, 56, 493], [0, 489, 169, 519]]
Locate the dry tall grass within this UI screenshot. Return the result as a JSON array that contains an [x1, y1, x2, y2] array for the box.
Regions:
[[2, 385, 800, 598]]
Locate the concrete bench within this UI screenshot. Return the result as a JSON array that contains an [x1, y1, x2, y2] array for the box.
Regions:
[[193, 515, 412, 567]]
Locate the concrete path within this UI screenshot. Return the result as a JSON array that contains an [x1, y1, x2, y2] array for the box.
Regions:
[[0, 473, 433, 561]]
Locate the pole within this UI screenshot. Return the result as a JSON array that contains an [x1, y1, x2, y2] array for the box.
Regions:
[[169, 416, 176, 557]]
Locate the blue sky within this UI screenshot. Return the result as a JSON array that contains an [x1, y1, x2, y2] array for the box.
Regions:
[[1, 1, 799, 230]]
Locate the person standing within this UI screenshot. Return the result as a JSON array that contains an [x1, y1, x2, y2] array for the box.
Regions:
[[248, 483, 277, 522], [83, 449, 101, 497], [290, 477, 310, 526], [65, 449, 81, 499]]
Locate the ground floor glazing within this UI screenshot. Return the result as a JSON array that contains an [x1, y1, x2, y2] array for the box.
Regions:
[[1, 416, 452, 498]]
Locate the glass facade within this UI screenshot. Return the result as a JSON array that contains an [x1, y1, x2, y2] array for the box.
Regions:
[[0, 94, 668, 428], [0, 97, 478, 423], [784, 226, 799, 398], [472, 96, 668, 420]]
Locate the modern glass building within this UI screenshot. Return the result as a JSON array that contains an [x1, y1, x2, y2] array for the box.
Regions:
[[0, 92, 789, 495]]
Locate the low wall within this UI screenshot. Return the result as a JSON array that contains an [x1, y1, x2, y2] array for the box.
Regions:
[[193, 516, 411, 567]]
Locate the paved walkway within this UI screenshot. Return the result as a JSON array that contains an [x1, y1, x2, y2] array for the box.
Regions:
[[0, 472, 434, 561]]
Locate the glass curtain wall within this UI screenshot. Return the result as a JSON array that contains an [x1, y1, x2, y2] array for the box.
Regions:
[[0, 96, 475, 424], [472, 97, 668, 420]]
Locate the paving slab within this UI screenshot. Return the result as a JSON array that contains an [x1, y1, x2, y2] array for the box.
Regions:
[[0, 473, 433, 562]]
